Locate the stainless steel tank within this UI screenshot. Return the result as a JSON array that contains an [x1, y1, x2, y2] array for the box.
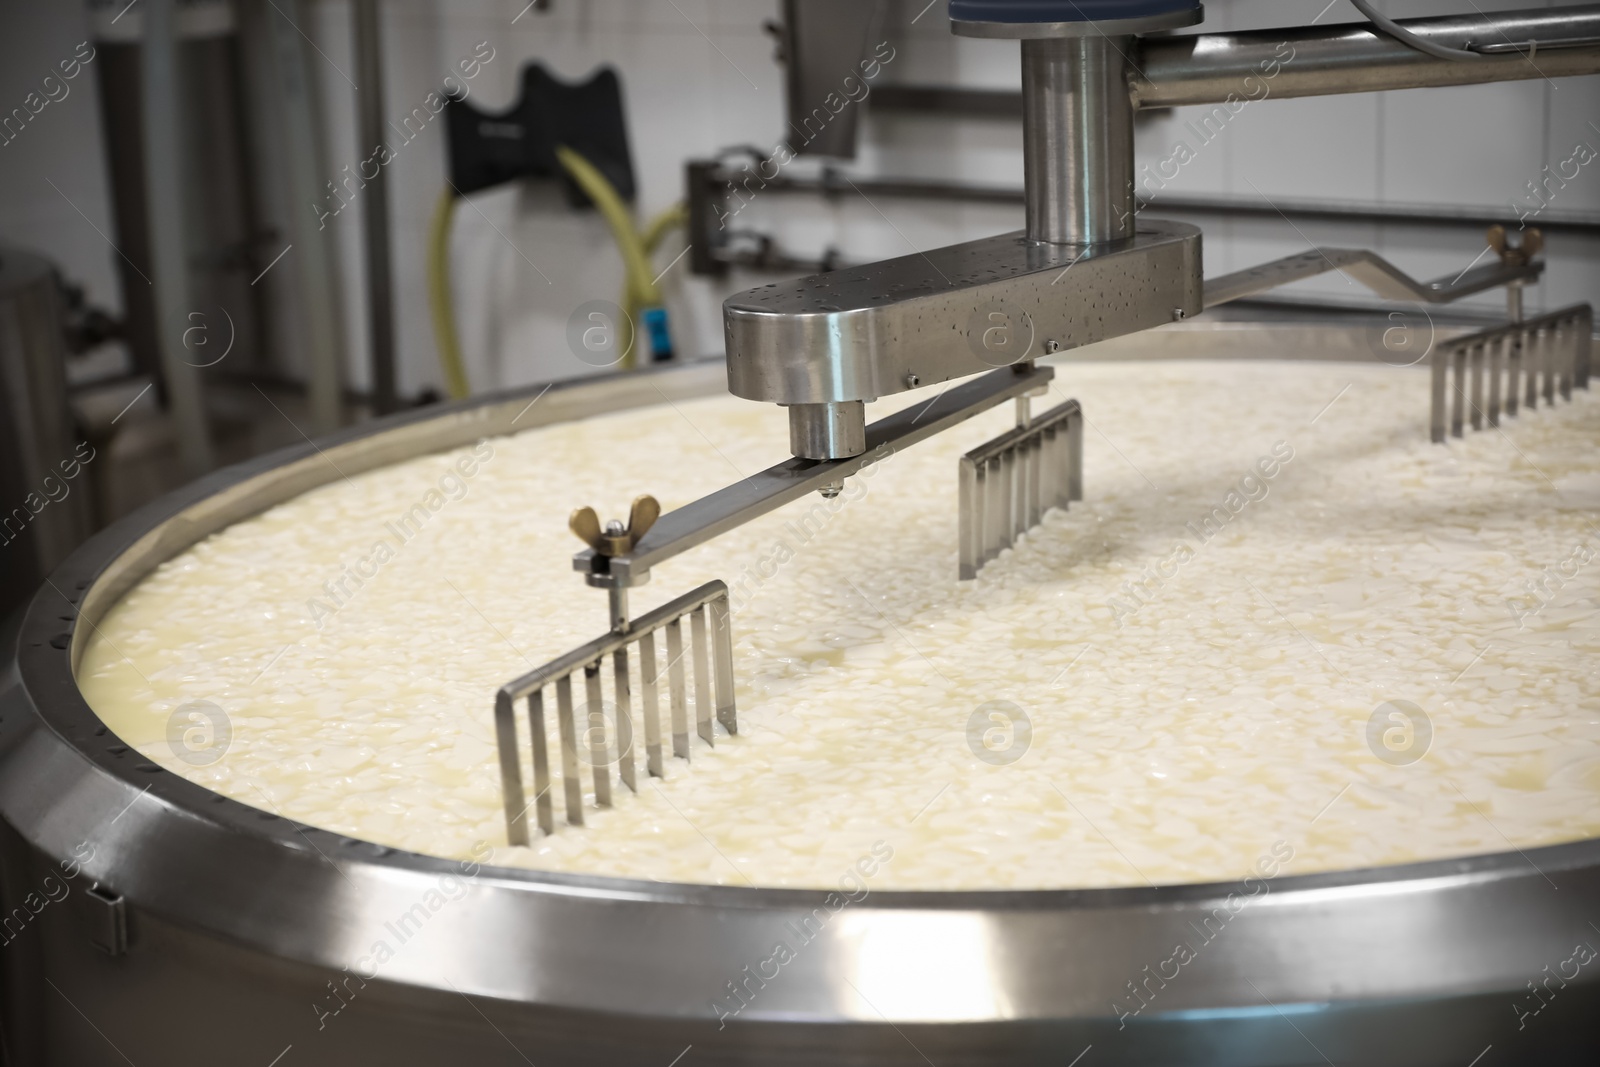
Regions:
[[1, 329, 1596, 1066], [0, 248, 94, 621]]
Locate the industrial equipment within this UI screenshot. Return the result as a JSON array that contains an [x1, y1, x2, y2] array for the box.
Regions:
[[3, 3, 1600, 1066]]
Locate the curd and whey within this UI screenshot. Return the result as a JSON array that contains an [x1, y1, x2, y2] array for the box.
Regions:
[[78, 360, 1600, 889]]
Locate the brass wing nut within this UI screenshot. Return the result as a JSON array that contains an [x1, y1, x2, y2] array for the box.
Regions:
[[570, 495, 661, 557], [1487, 225, 1544, 267]]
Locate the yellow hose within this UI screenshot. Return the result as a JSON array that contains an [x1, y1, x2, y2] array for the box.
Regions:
[[427, 155, 688, 385], [427, 189, 471, 400], [642, 201, 688, 257], [556, 146, 659, 368]]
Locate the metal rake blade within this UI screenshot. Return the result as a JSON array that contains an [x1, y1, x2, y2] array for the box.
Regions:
[[1431, 303, 1592, 443], [959, 398, 1083, 580], [495, 580, 736, 844]]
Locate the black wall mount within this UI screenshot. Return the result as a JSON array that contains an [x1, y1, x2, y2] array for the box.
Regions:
[[444, 64, 636, 206]]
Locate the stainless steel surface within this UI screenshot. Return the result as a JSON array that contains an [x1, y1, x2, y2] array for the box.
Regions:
[[353, 0, 398, 416], [1134, 5, 1600, 108], [141, 0, 215, 477], [0, 250, 94, 611], [1431, 303, 1593, 442], [951, 5, 1202, 39], [1021, 36, 1135, 245], [959, 396, 1083, 580], [789, 400, 868, 460], [724, 221, 1200, 408], [777, 0, 886, 159], [1202, 246, 1544, 309], [4, 342, 1600, 1064], [496, 581, 734, 844], [268, 0, 345, 434], [579, 363, 1057, 586]]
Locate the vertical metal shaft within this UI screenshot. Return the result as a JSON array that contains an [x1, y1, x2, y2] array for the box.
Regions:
[[708, 594, 738, 737], [1487, 337, 1503, 427], [667, 620, 689, 759], [494, 691, 528, 846], [614, 649, 635, 793], [1469, 344, 1484, 431], [555, 676, 583, 825], [1021, 36, 1135, 246], [529, 690, 553, 835], [141, 0, 215, 477], [269, 0, 345, 434], [691, 608, 714, 747], [608, 587, 630, 635], [353, 0, 398, 415], [640, 632, 663, 777]]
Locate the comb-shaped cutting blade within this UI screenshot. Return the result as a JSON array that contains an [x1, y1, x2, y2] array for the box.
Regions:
[[959, 398, 1083, 581], [495, 580, 736, 844], [1431, 303, 1591, 444]]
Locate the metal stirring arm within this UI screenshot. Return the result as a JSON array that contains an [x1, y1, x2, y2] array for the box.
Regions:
[[1202, 247, 1545, 310], [575, 363, 1055, 587]]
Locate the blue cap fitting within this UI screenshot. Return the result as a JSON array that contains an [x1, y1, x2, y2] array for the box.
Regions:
[[642, 306, 673, 362], [949, 0, 1199, 23]]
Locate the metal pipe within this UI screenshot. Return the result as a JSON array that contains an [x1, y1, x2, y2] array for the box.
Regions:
[[269, 0, 345, 434], [353, 0, 398, 415], [140, 0, 215, 477], [1022, 36, 1134, 244], [1134, 5, 1600, 108]]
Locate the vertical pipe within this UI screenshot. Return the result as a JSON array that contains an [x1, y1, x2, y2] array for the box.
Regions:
[[269, 0, 345, 434], [353, 0, 397, 415], [141, 0, 215, 476], [1021, 35, 1135, 246]]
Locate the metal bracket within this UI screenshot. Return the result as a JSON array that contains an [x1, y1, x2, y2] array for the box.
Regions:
[[724, 221, 1199, 413], [1202, 247, 1545, 310], [575, 363, 1057, 587], [83, 884, 127, 956]]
